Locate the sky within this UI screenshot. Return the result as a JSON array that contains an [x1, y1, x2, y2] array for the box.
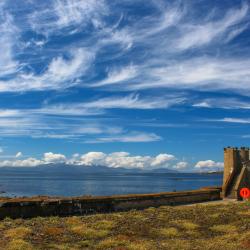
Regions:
[[0, 0, 249, 171]]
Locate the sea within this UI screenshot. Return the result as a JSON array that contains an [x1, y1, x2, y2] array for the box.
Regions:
[[0, 171, 223, 198]]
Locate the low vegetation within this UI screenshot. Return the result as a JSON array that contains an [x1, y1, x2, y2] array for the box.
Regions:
[[0, 201, 249, 249]]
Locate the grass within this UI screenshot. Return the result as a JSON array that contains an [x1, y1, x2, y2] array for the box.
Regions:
[[0, 201, 249, 249]]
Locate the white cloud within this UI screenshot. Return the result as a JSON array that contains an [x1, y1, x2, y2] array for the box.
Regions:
[[55, 0, 108, 28], [242, 135, 250, 138], [0, 152, 67, 167], [89, 132, 162, 143], [29, 0, 108, 35], [80, 152, 106, 166], [15, 152, 23, 158], [79, 151, 175, 169], [0, 7, 20, 77], [126, 3, 183, 42], [0, 150, 223, 172], [195, 160, 224, 171], [133, 57, 250, 93], [0, 48, 95, 92], [0, 110, 22, 117], [0, 108, 163, 142], [225, 24, 249, 43], [192, 102, 212, 108], [151, 154, 175, 167], [173, 161, 188, 170], [0, 151, 176, 169], [93, 65, 138, 87], [83, 94, 185, 109], [43, 152, 66, 163], [45, 48, 94, 83], [213, 118, 250, 124], [99, 28, 133, 50], [0, 1, 249, 96], [192, 98, 250, 109], [0, 158, 43, 167], [175, 3, 248, 50]]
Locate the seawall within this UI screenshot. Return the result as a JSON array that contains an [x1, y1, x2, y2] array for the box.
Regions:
[[0, 187, 221, 219]]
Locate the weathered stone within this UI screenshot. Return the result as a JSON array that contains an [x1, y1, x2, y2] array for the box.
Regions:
[[222, 147, 250, 199], [0, 188, 221, 219]]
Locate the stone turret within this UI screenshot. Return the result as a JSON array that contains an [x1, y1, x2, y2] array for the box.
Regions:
[[222, 147, 250, 199]]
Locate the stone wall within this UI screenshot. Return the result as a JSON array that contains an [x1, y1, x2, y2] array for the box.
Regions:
[[222, 147, 250, 199], [0, 187, 221, 219]]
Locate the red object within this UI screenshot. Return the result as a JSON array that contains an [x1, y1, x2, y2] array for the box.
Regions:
[[240, 188, 250, 199]]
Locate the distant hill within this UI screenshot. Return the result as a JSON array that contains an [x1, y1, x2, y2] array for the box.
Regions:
[[0, 164, 178, 174]]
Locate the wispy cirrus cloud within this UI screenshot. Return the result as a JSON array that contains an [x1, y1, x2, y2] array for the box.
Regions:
[[92, 65, 138, 87], [0, 48, 95, 92], [0, 106, 163, 143], [175, 3, 248, 50], [29, 0, 108, 35], [87, 132, 162, 143], [34, 94, 185, 116], [192, 98, 250, 109], [0, 0, 249, 157], [242, 135, 250, 138], [83, 94, 185, 109], [209, 117, 250, 124], [0, 0, 249, 95], [0, 4, 20, 78], [0, 92, 182, 140], [127, 57, 250, 94]]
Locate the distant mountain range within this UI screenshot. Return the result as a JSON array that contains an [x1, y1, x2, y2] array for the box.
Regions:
[[0, 164, 178, 174]]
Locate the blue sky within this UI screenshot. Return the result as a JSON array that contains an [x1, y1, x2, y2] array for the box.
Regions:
[[0, 0, 249, 171]]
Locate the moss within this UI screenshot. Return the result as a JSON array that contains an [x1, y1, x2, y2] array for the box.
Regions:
[[44, 227, 64, 237], [65, 216, 81, 227], [0, 202, 249, 250], [173, 220, 200, 230], [4, 227, 32, 239], [210, 224, 238, 233], [209, 213, 220, 218], [160, 239, 192, 250], [158, 227, 179, 238], [70, 225, 109, 239], [92, 220, 115, 230], [127, 240, 156, 250], [237, 210, 250, 216], [47, 243, 80, 250], [96, 237, 130, 249], [6, 239, 34, 250]]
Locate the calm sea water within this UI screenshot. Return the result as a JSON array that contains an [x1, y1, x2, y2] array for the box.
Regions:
[[0, 172, 223, 198]]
